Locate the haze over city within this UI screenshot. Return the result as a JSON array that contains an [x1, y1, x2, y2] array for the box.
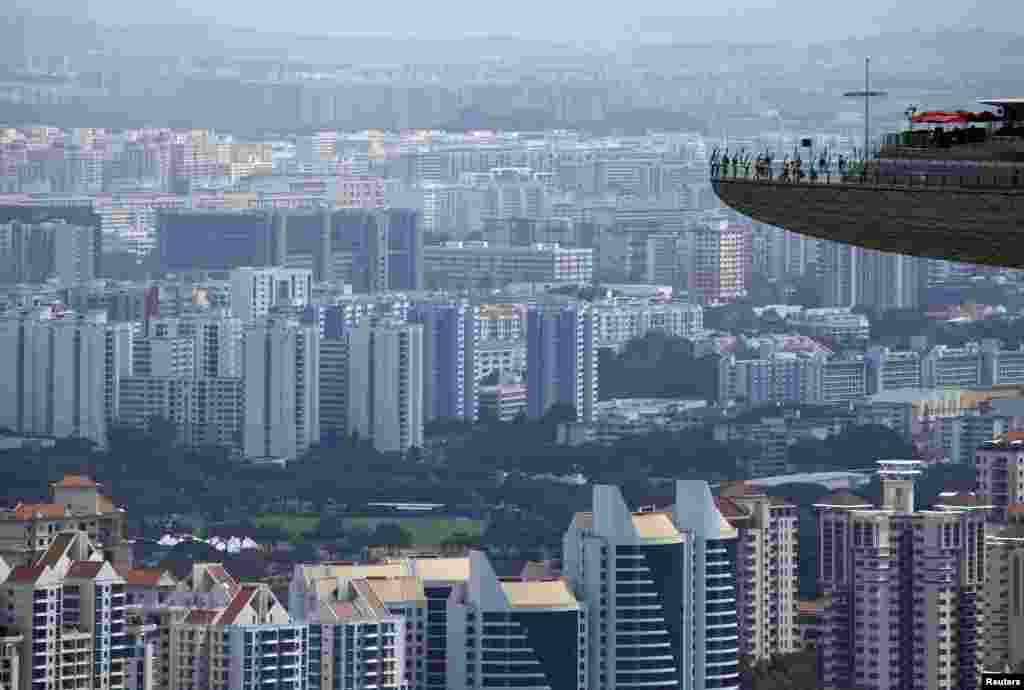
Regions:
[[0, 4, 1023, 690]]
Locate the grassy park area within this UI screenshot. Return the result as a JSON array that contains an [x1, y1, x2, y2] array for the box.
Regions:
[[252, 513, 485, 545]]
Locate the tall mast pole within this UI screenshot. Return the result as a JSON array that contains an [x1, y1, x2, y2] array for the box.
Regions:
[[844, 58, 887, 161], [865, 57, 870, 156]]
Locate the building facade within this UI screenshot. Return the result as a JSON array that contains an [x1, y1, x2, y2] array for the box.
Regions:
[[447, 551, 587, 690], [815, 461, 986, 690], [347, 321, 424, 454], [526, 304, 597, 424], [230, 267, 313, 324], [563, 481, 739, 690], [242, 318, 319, 460], [408, 303, 479, 424], [0, 309, 132, 448], [717, 484, 800, 661]]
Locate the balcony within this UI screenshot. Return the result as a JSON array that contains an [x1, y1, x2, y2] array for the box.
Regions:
[[711, 160, 1024, 268]]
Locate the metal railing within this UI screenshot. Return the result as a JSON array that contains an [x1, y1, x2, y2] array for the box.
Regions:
[[709, 159, 1024, 191]]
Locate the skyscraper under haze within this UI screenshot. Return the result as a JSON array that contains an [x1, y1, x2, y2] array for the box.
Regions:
[[526, 303, 596, 423]]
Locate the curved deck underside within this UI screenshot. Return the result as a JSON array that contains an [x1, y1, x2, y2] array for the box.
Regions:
[[712, 178, 1024, 268]]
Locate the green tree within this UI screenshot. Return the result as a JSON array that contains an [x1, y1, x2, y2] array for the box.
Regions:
[[370, 523, 413, 549], [441, 532, 482, 550]]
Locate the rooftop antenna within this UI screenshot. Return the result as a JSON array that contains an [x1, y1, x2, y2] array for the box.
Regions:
[[844, 57, 888, 157]]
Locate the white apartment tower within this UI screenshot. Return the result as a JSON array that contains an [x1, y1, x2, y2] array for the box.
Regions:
[[230, 267, 313, 323], [984, 508, 1024, 673], [0, 309, 131, 448], [718, 483, 800, 661], [53, 223, 97, 285], [976, 434, 1024, 522], [147, 313, 244, 379], [243, 318, 319, 460], [347, 321, 424, 454]]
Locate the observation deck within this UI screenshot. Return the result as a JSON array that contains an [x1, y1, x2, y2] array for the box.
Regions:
[[712, 99, 1024, 268]]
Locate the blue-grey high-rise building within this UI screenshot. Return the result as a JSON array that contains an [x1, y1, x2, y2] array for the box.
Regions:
[[526, 303, 596, 423], [386, 208, 423, 291], [408, 302, 479, 423]]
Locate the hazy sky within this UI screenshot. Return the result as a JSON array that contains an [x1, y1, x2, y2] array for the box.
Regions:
[[26, 0, 1024, 44]]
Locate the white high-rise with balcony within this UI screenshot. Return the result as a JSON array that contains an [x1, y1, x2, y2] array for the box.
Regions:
[[230, 267, 313, 323], [347, 321, 423, 454], [0, 309, 131, 448], [243, 318, 319, 460]]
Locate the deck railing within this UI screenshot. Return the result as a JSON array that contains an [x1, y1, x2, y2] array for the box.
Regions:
[[709, 160, 1024, 191]]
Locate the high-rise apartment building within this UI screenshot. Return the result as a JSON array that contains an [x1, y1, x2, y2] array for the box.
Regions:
[[296, 574, 411, 690], [0, 475, 130, 567], [290, 557, 471, 690], [447, 551, 587, 690], [318, 337, 349, 448], [131, 335, 196, 378], [173, 584, 308, 690], [51, 222, 97, 285], [347, 321, 424, 454], [0, 531, 130, 690], [146, 313, 244, 379], [976, 434, 1024, 522], [690, 222, 748, 306], [563, 481, 740, 690], [984, 505, 1024, 673], [408, 303, 479, 424], [118, 377, 244, 450], [423, 242, 594, 290], [815, 461, 986, 690], [0, 309, 132, 448], [717, 483, 800, 661], [230, 267, 313, 324], [821, 243, 926, 310], [526, 304, 597, 424], [242, 318, 319, 460], [386, 208, 423, 291]]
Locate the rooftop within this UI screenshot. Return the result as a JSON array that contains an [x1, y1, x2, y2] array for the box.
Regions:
[[933, 491, 993, 510], [814, 490, 874, 509], [217, 585, 258, 626], [571, 511, 683, 540], [363, 576, 425, 603], [53, 475, 99, 489], [499, 579, 578, 610], [119, 567, 176, 587], [65, 561, 105, 580]]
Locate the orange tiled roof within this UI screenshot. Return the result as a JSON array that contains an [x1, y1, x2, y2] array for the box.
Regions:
[[1007, 504, 1024, 515], [14, 503, 68, 520], [53, 475, 98, 489], [121, 568, 171, 587]]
